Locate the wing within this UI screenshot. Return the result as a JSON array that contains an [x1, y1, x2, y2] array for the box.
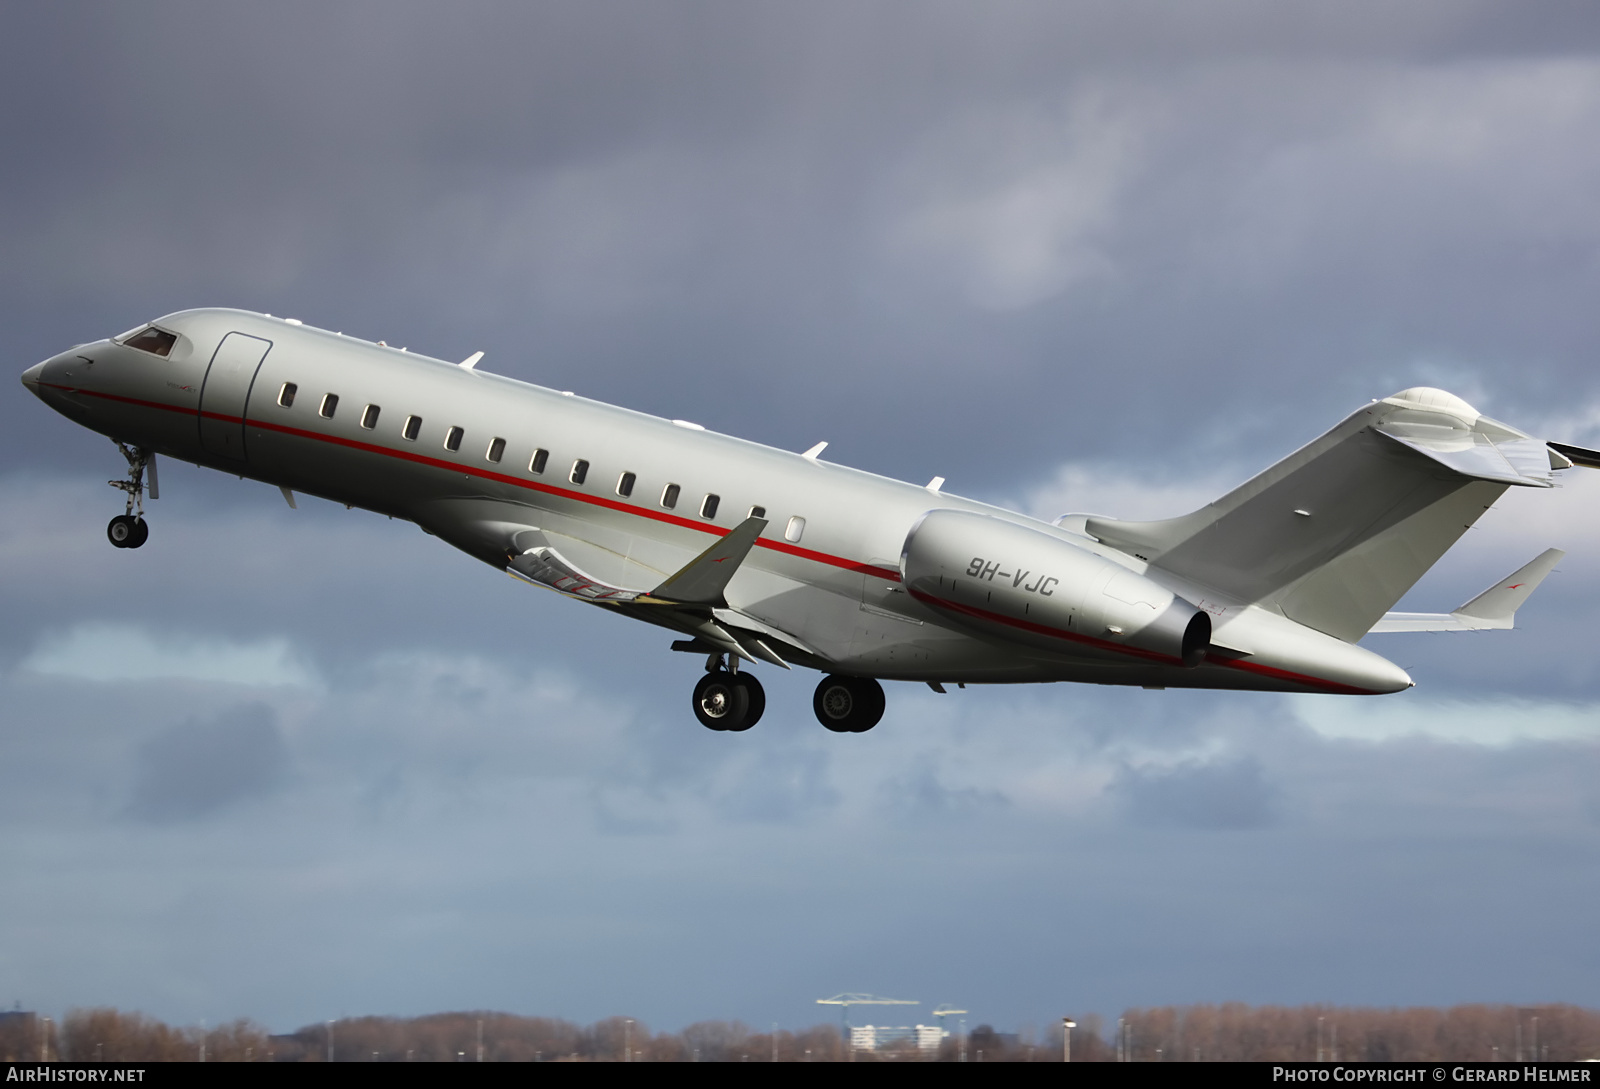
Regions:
[[504, 516, 822, 669]]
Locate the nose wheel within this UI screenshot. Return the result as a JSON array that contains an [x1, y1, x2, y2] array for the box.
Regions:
[[813, 674, 885, 733], [107, 514, 149, 549], [107, 442, 157, 549], [692, 665, 766, 732]]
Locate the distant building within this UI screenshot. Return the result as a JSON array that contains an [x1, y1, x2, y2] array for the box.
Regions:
[[849, 1024, 947, 1053]]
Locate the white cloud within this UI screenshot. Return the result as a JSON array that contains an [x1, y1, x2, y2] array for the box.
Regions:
[[21, 622, 318, 688], [1288, 693, 1600, 747], [1015, 461, 1234, 525]]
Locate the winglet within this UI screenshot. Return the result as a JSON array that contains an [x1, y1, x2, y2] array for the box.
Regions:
[[459, 351, 484, 370], [645, 517, 768, 606]]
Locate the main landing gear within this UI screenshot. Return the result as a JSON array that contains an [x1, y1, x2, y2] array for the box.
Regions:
[[692, 657, 766, 732], [812, 674, 885, 733], [688, 657, 886, 734], [106, 442, 155, 549]]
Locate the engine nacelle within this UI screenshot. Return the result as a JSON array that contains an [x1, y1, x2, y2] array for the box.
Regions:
[[900, 509, 1211, 667]]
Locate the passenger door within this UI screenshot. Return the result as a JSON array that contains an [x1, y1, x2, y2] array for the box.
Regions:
[[198, 332, 272, 460]]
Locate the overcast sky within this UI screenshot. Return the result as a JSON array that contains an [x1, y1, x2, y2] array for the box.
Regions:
[[4, 1, 1600, 1038]]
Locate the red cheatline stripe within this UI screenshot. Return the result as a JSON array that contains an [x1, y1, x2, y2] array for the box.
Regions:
[[41, 381, 902, 582], [908, 586, 1380, 695], [909, 586, 1184, 666], [41, 383, 184, 416], [1210, 656, 1378, 696]]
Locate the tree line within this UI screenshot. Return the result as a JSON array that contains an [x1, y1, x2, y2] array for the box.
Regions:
[[1, 1003, 1595, 1061], [1113, 1003, 1600, 1062]]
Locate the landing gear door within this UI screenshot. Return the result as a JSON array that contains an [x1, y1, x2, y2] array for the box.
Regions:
[[198, 332, 272, 461]]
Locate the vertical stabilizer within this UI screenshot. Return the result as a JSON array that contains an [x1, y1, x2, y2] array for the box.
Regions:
[[1086, 389, 1567, 641]]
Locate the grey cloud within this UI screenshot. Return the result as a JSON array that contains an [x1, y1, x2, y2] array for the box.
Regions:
[[712, 746, 839, 824], [7, 0, 1600, 1035], [880, 753, 1011, 822], [9, 3, 1600, 491], [1112, 757, 1280, 830], [126, 703, 289, 822], [4, 624, 1600, 1029]]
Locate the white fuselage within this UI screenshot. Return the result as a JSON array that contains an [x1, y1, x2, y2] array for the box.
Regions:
[[22, 308, 1412, 696]]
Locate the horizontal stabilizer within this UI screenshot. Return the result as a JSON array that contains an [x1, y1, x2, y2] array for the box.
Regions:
[[1374, 421, 1554, 488], [1370, 548, 1564, 633], [1547, 441, 1600, 470]]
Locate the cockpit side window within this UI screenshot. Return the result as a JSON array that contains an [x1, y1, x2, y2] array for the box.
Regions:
[[121, 327, 177, 358]]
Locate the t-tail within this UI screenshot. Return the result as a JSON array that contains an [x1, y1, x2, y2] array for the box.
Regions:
[[1081, 388, 1596, 642]]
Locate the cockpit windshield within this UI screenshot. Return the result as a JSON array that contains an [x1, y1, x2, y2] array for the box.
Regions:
[[119, 326, 177, 358]]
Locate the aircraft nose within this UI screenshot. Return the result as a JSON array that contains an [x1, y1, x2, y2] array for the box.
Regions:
[[20, 360, 45, 393]]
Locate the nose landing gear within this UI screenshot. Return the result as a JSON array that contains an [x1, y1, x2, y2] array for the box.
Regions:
[[107, 442, 156, 549], [107, 514, 148, 549], [692, 656, 766, 732]]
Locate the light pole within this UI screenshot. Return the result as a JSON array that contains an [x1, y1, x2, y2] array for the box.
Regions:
[[1062, 1018, 1076, 1063]]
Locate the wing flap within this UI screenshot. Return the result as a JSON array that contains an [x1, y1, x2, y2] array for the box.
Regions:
[[506, 535, 642, 602]]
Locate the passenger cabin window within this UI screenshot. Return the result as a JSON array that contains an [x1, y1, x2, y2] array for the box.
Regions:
[[360, 404, 380, 429], [319, 393, 339, 419], [570, 459, 589, 485], [444, 426, 464, 452], [278, 383, 297, 408], [529, 448, 548, 474], [123, 327, 177, 357], [785, 516, 806, 542], [660, 483, 680, 510], [486, 437, 506, 463], [749, 505, 766, 519], [617, 472, 636, 498], [700, 494, 720, 520], [402, 415, 422, 441]]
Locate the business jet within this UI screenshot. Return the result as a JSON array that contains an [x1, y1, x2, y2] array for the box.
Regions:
[[21, 310, 1598, 733]]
